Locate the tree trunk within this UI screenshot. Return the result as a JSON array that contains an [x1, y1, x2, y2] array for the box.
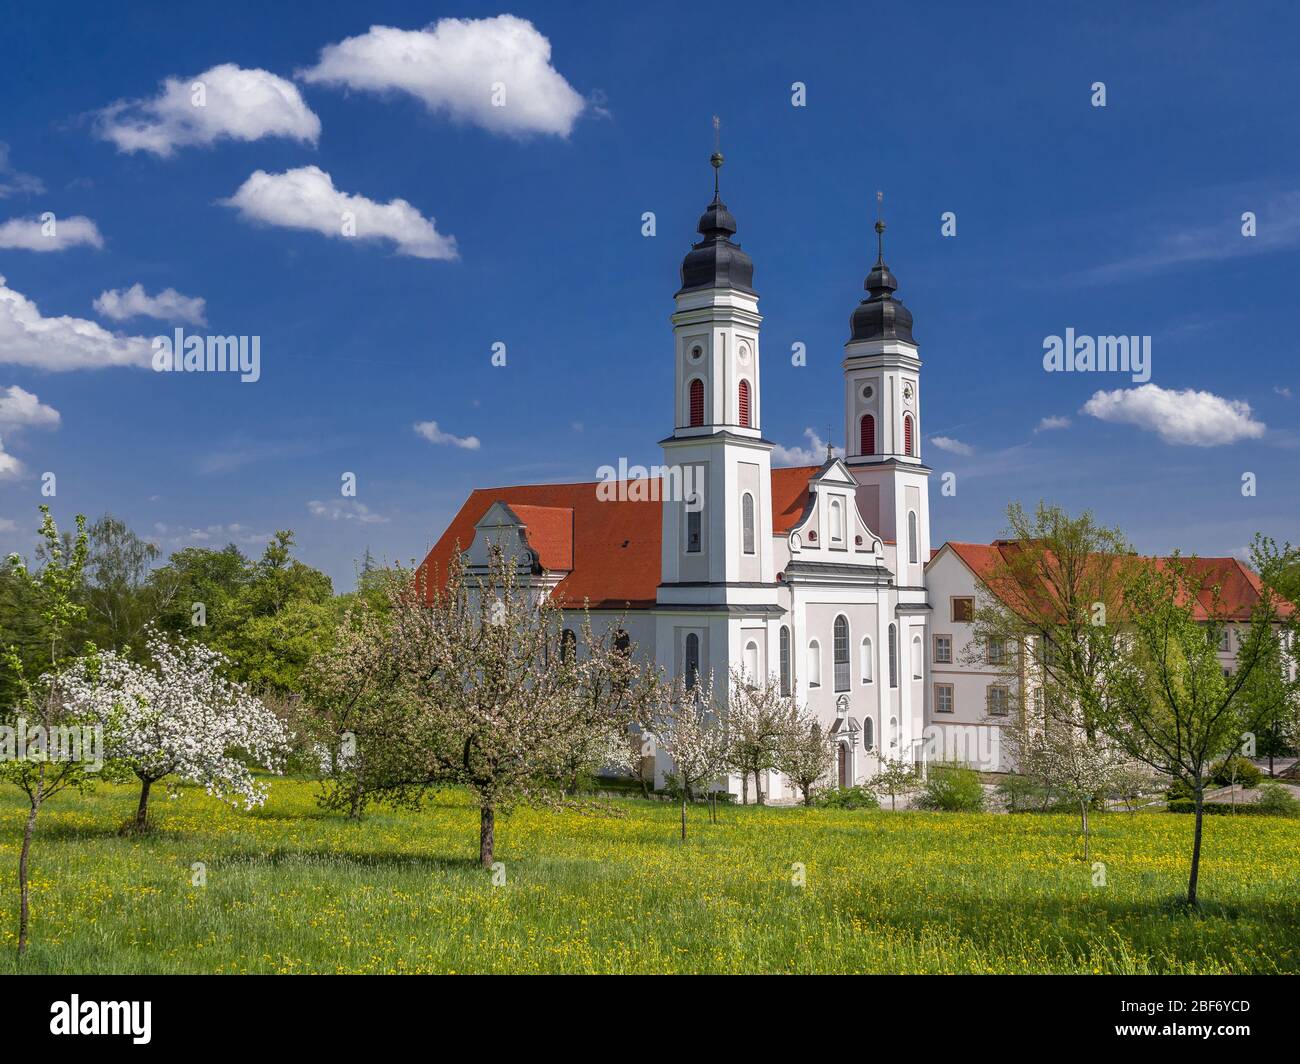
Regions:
[[755, 770, 765, 806], [680, 795, 688, 841], [479, 804, 495, 868], [803, 786, 813, 807], [348, 787, 363, 820], [1188, 784, 1204, 909], [17, 786, 41, 957], [741, 775, 748, 805], [1079, 799, 1090, 862], [135, 777, 153, 831]]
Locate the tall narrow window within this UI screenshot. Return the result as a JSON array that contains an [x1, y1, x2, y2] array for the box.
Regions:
[[903, 414, 914, 457], [861, 637, 873, 683], [830, 499, 844, 544], [686, 506, 702, 553], [833, 615, 850, 692], [560, 628, 577, 663], [738, 379, 751, 428], [863, 716, 875, 750], [779, 626, 791, 696], [614, 630, 631, 656], [888, 624, 898, 688], [911, 634, 923, 679], [744, 640, 759, 679], [860, 413, 875, 455], [807, 640, 822, 688], [685, 632, 699, 689], [907, 510, 918, 564], [689, 378, 704, 427], [741, 492, 755, 554]]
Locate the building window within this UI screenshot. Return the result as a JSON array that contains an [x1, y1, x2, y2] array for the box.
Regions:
[[738, 379, 751, 428], [907, 510, 918, 564], [860, 413, 875, 455], [952, 597, 974, 623], [935, 683, 954, 714], [744, 640, 759, 680], [890, 715, 899, 749], [987, 639, 1007, 667], [686, 505, 702, 553], [830, 499, 844, 544], [911, 634, 923, 679], [986, 685, 1010, 716], [863, 716, 875, 750], [833, 615, 850, 692], [560, 628, 577, 663], [1214, 627, 1231, 652], [614, 630, 631, 656], [933, 634, 952, 664], [888, 624, 898, 688], [903, 413, 914, 456], [685, 632, 700, 689], [861, 636, 873, 683], [807, 640, 821, 688], [741, 492, 755, 555], [688, 378, 704, 427], [779, 626, 791, 696]]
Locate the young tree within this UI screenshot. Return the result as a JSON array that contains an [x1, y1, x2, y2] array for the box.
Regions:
[[1, 508, 93, 957], [640, 673, 730, 841], [1100, 555, 1283, 908], [871, 755, 922, 811], [65, 630, 292, 831], [725, 667, 789, 804], [775, 702, 835, 806]]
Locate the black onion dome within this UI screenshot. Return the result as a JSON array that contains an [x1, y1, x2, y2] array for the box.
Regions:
[[677, 188, 755, 295], [849, 224, 915, 344]]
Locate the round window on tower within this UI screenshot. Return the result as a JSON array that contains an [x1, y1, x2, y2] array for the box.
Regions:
[[738, 342, 750, 365], [862, 384, 874, 401], [690, 345, 703, 362]]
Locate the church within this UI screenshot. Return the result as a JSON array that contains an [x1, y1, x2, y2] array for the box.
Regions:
[[415, 155, 1271, 800]]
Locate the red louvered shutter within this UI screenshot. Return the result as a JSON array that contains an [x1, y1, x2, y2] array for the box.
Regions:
[[860, 414, 875, 455], [689, 379, 704, 426], [903, 414, 914, 456], [738, 380, 751, 427]]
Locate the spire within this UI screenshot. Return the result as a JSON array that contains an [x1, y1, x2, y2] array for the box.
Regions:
[[677, 128, 755, 296], [848, 192, 914, 344]]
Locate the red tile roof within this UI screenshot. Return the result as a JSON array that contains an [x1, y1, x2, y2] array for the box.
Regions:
[[937, 541, 1288, 621], [419, 467, 823, 610]]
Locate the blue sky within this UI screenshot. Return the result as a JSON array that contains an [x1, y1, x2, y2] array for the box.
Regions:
[[0, 0, 1296, 589]]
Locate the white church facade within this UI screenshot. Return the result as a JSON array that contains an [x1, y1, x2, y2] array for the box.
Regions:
[[416, 157, 1275, 800]]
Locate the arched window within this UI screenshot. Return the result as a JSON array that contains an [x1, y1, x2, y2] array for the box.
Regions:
[[888, 623, 898, 688], [614, 629, 631, 657], [741, 492, 755, 555], [685, 632, 700, 689], [738, 379, 751, 428], [907, 510, 919, 564], [860, 413, 875, 455], [830, 499, 844, 544], [833, 615, 850, 692], [911, 634, 923, 679], [560, 628, 577, 663], [744, 640, 759, 679], [686, 505, 702, 554], [861, 636, 873, 683], [688, 378, 705, 427], [807, 640, 822, 688], [779, 626, 791, 696], [863, 716, 874, 751], [903, 414, 914, 457], [890, 715, 899, 749]]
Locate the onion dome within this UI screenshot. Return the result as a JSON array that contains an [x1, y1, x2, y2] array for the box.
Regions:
[[677, 152, 755, 295], [849, 220, 915, 344]]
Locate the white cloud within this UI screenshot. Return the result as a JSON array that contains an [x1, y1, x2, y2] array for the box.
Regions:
[[300, 16, 586, 137], [1034, 415, 1071, 433], [930, 435, 974, 456], [94, 283, 207, 325], [0, 276, 153, 371], [0, 215, 103, 252], [1275, 385, 1292, 399], [0, 516, 18, 532], [222, 166, 458, 260], [307, 499, 389, 524], [414, 420, 480, 449], [0, 144, 43, 199], [773, 428, 839, 465], [0, 385, 60, 431], [1081, 384, 1266, 446], [95, 63, 321, 157], [0, 442, 22, 480]]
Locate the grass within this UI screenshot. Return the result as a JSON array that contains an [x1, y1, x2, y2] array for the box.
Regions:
[[2, 777, 1298, 973]]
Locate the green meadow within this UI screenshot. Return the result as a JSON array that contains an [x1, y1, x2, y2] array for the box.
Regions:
[[2, 778, 1297, 974]]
